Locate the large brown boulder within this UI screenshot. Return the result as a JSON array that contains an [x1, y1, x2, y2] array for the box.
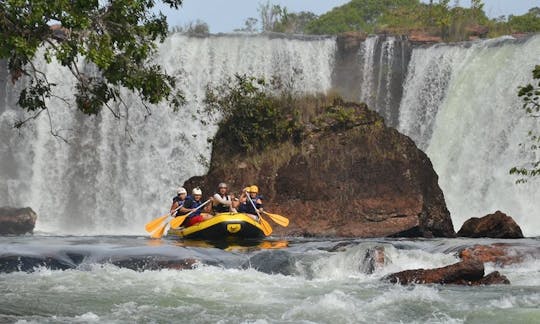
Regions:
[[185, 100, 454, 238], [383, 259, 509, 285], [457, 211, 524, 238], [0, 207, 37, 234]]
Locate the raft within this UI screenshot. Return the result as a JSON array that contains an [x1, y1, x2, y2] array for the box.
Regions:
[[167, 213, 267, 239]]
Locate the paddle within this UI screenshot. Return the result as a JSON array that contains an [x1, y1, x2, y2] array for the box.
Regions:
[[170, 199, 212, 229], [247, 194, 272, 236], [145, 205, 182, 233], [262, 211, 289, 227]]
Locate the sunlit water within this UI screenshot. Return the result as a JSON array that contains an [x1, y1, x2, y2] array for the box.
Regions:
[[0, 236, 538, 323]]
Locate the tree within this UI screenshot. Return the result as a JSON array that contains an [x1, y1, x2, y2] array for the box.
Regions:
[[510, 65, 540, 181], [235, 17, 259, 33], [0, 0, 185, 133], [258, 1, 286, 32], [273, 11, 318, 34]]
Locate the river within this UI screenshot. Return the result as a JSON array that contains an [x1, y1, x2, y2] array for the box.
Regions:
[[1, 236, 539, 323]]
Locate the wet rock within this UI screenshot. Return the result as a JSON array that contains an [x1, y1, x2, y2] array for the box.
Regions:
[[0, 207, 37, 235], [245, 250, 294, 275], [361, 246, 385, 274], [459, 244, 525, 266], [0, 256, 74, 273], [474, 271, 510, 285], [383, 259, 485, 285], [457, 211, 524, 239], [186, 101, 454, 238], [110, 257, 199, 271]]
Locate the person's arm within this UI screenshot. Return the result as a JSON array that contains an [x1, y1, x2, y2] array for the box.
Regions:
[[213, 193, 231, 206], [170, 201, 179, 214], [179, 199, 192, 214]]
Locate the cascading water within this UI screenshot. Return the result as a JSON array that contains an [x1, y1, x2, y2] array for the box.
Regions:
[[0, 34, 336, 234], [1, 32, 539, 236], [357, 35, 411, 127], [398, 35, 540, 237]]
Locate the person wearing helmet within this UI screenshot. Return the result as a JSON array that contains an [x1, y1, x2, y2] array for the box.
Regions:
[[179, 187, 213, 226], [238, 185, 263, 221], [170, 187, 187, 217], [212, 182, 238, 214]]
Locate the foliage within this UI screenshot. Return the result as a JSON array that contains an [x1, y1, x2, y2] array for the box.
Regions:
[[204, 74, 303, 153], [302, 0, 539, 41], [234, 17, 259, 33], [258, 1, 287, 32], [507, 7, 540, 33], [273, 11, 318, 34], [304, 0, 418, 35], [510, 65, 540, 182], [0, 0, 185, 132], [171, 19, 210, 35]]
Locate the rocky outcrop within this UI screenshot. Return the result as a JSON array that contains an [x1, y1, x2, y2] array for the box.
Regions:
[[185, 100, 454, 238], [0, 207, 37, 235], [383, 259, 509, 285], [457, 211, 524, 238], [458, 243, 539, 266]]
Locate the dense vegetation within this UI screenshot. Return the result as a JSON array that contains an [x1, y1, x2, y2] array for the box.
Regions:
[[245, 0, 540, 42], [204, 74, 303, 153], [0, 0, 184, 133]]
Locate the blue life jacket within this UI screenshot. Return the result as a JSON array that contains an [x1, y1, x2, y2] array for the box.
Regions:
[[239, 195, 262, 215], [172, 196, 185, 216], [183, 196, 202, 217]]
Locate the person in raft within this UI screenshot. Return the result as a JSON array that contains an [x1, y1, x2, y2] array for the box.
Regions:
[[179, 188, 213, 226], [170, 187, 187, 217], [212, 182, 238, 214], [238, 185, 263, 221]]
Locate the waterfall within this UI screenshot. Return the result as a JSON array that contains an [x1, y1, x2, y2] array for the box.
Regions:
[[2, 33, 539, 236], [398, 35, 540, 237], [357, 35, 411, 127], [0, 34, 336, 234]]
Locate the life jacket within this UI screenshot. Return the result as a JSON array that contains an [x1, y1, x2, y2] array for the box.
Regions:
[[213, 194, 231, 213], [172, 196, 185, 216], [183, 196, 203, 217], [239, 195, 262, 215]]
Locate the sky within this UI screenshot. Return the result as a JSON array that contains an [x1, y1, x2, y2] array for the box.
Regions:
[[157, 0, 540, 33]]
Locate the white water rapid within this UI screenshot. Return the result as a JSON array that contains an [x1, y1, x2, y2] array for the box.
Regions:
[[1, 33, 539, 236]]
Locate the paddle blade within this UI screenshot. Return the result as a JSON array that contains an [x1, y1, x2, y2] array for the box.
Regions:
[[145, 214, 169, 233], [170, 215, 188, 229], [263, 211, 289, 227], [150, 223, 167, 239], [259, 215, 273, 236]]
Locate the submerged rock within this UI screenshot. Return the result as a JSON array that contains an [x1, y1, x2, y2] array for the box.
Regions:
[[186, 100, 454, 238], [0, 207, 37, 235], [457, 211, 524, 239], [458, 243, 538, 266], [360, 246, 386, 274], [383, 259, 510, 285]]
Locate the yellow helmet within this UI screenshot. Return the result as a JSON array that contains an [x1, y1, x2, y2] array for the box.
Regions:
[[249, 185, 259, 193]]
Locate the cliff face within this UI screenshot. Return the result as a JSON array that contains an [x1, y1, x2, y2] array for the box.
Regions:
[[185, 100, 455, 238]]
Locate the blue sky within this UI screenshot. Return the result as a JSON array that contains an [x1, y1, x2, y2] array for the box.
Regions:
[[158, 0, 539, 33]]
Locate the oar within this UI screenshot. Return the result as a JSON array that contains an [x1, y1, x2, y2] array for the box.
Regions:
[[262, 211, 289, 227], [145, 205, 182, 233], [169, 199, 212, 229], [247, 194, 272, 236]]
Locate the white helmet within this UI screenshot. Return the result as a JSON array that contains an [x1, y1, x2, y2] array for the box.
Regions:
[[192, 188, 202, 195], [177, 187, 187, 195]]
